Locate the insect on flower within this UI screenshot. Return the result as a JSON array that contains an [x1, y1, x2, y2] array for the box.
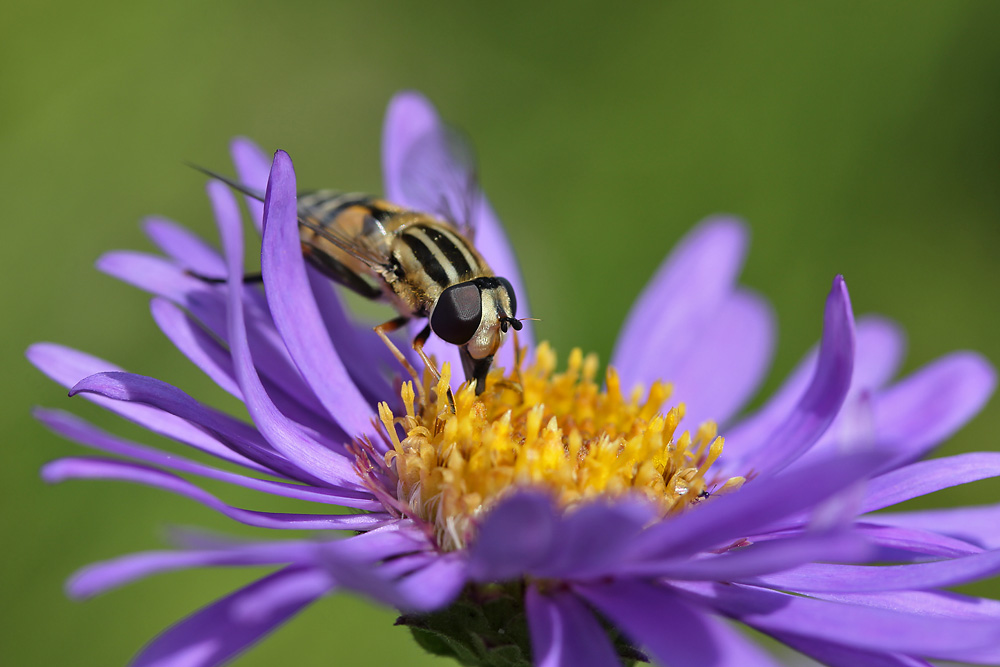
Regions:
[[191, 126, 522, 396]]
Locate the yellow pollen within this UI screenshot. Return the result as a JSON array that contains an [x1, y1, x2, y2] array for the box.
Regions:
[[378, 342, 744, 551]]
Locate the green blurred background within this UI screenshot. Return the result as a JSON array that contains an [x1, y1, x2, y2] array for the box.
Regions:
[[4, 1, 1000, 665]]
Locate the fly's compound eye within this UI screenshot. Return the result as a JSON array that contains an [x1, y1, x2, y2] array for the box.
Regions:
[[497, 277, 517, 318], [431, 282, 483, 345]]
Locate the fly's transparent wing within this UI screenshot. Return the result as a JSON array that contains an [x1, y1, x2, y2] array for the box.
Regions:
[[397, 123, 483, 240]]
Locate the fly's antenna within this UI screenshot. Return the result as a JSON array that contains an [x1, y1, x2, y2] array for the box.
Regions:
[[186, 163, 266, 202], [501, 316, 523, 332]]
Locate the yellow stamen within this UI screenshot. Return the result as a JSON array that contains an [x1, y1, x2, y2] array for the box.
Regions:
[[376, 342, 744, 551]]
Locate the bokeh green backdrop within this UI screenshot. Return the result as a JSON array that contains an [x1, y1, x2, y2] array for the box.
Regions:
[[4, 2, 1000, 665]]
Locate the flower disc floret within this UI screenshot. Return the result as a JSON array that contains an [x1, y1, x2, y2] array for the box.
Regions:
[[381, 342, 744, 550]]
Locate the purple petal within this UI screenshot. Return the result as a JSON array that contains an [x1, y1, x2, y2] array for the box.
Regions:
[[68, 541, 322, 599], [744, 548, 1000, 593], [813, 588, 1000, 620], [849, 522, 983, 559], [214, 178, 367, 490], [144, 217, 227, 278], [230, 136, 270, 230], [525, 586, 621, 667], [620, 530, 871, 580], [149, 297, 241, 397], [228, 568, 334, 625], [774, 633, 933, 667], [130, 565, 330, 667], [576, 580, 782, 667], [530, 498, 656, 579], [259, 150, 377, 438], [382, 91, 533, 374], [28, 343, 270, 474], [626, 449, 887, 562], [69, 370, 350, 487], [611, 217, 748, 391], [866, 503, 1000, 550], [43, 457, 389, 532], [149, 297, 342, 433], [391, 552, 469, 611], [872, 351, 996, 466], [305, 267, 395, 406], [806, 589, 1000, 664], [861, 452, 1000, 513], [849, 315, 907, 392], [664, 288, 775, 429], [724, 315, 903, 461], [732, 276, 856, 476], [35, 408, 378, 509], [97, 249, 334, 425], [677, 581, 1000, 659], [318, 543, 465, 612], [467, 491, 559, 581]]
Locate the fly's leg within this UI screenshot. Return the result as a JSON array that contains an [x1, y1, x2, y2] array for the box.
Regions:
[[413, 324, 455, 412], [374, 316, 425, 398]]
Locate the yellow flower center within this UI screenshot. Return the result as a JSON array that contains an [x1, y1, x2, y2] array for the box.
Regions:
[[376, 342, 744, 551]]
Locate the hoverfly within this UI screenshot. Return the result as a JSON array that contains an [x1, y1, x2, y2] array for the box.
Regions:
[[191, 140, 521, 396]]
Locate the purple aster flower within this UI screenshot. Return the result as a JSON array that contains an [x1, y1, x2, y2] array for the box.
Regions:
[[30, 92, 1000, 667]]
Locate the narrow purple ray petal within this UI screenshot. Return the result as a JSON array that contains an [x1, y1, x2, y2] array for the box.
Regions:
[[774, 632, 933, 667], [804, 590, 1000, 664], [848, 522, 983, 558], [627, 450, 887, 561], [621, 531, 871, 580], [230, 568, 334, 624], [150, 297, 241, 398], [723, 315, 902, 462], [68, 541, 323, 599], [744, 548, 1000, 593], [391, 552, 469, 611], [467, 492, 559, 581], [866, 503, 1000, 550], [230, 136, 270, 230], [576, 580, 783, 667], [611, 217, 748, 391], [260, 150, 376, 438], [35, 408, 378, 509], [315, 541, 462, 612], [130, 565, 330, 667], [873, 351, 996, 466], [848, 315, 907, 393], [43, 457, 389, 531], [28, 343, 271, 474], [736, 276, 856, 476], [677, 581, 1000, 658], [530, 498, 656, 579], [69, 370, 350, 487], [525, 586, 621, 667], [468, 196, 535, 367], [214, 178, 368, 490], [861, 452, 1000, 513], [149, 297, 346, 435], [97, 249, 338, 429], [305, 268, 395, 405], [382, 91, 438, 205], [144, 216, 227, 278], [382, 91, 533, 373], [665, 289, 775, 429], [812, 588, 1000, 620]]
